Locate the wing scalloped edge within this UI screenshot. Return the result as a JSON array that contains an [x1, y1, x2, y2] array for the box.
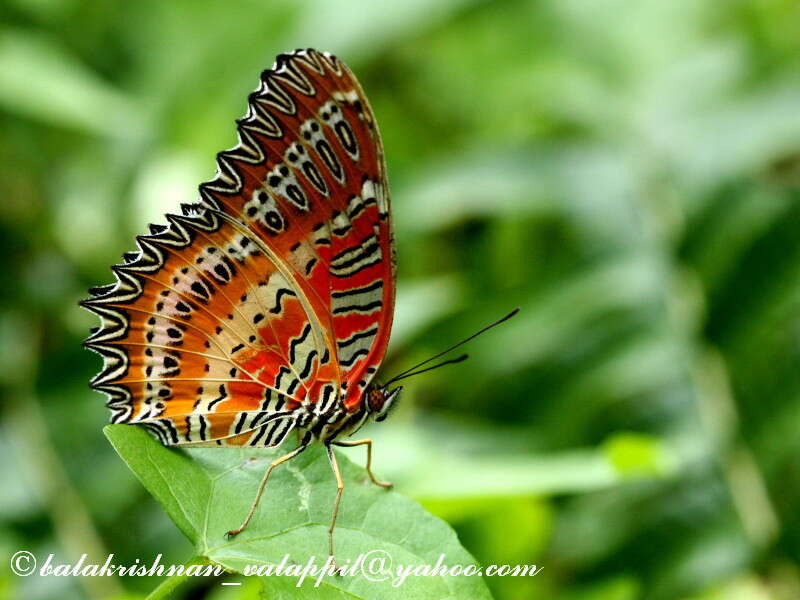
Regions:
[[80, 202, 223, 417]]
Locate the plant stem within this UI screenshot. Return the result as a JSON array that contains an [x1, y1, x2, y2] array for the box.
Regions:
[[145, 555, 209, 600]]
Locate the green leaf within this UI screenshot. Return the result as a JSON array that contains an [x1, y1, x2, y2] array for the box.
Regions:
[[105, 425, 492, 599]]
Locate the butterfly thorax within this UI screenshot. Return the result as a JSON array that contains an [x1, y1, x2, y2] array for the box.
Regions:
[[293, 382, 401, 445]]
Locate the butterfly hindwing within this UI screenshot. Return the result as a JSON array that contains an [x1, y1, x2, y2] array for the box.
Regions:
[[82, 208, 336, 445]]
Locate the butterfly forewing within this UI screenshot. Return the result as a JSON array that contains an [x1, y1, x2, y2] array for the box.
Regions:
[[82, 49, 395, 446], [199, 49, 395, 410]]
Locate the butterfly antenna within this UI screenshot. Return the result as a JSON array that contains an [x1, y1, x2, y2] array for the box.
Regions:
[[386, 354, 469, 384], [385, 308, 520, 385]]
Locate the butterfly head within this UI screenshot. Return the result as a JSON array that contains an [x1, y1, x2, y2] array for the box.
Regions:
[[366, 385, 403, 423]]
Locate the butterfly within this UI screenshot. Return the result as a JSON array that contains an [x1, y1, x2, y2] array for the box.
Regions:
[[81, 48, 402, 555], [82, 48, 517, 558]]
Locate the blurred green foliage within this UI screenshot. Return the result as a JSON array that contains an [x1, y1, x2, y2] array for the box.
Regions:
[[1, 1, 799, 599]]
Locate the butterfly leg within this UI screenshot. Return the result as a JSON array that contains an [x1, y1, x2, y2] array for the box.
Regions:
[[333, 438, 393, 488], [325, 444, 345, 564], [226, 442, 309, 538]]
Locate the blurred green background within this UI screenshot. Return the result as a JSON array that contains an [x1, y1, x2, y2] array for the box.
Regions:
[[2, 0, 800, 599]]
